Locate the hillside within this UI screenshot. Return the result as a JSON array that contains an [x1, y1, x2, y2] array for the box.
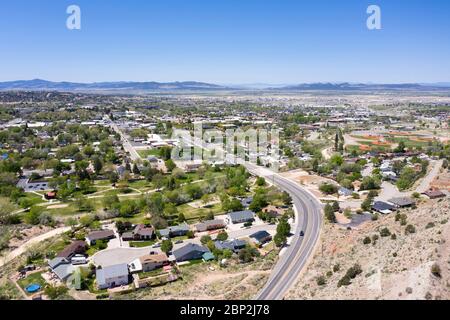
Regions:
[[287, 198, 450, 300]]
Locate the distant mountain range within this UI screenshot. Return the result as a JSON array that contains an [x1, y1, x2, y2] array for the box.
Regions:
[[273, 82, 450, 91], [0, 79, 449, 92], [0, 79, 227, 92]]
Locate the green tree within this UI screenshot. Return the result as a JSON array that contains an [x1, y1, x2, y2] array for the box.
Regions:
[[165, 159, 176, 172], [324, 204, 337, 223], [201, 235, 212, 245], [216, 231, 228, 242], [161, 239, 173, 254]]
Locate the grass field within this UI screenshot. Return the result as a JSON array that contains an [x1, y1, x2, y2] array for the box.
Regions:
[[130, 240, 157, 248], [17, 272, 47, 295], [177, 202, 223, 221], [138, 149, 161, 158]]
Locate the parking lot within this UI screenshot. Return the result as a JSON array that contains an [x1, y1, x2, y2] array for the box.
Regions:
[[16, 178, 50, 192]]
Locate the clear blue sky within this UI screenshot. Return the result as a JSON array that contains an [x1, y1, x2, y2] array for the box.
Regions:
[[1, 0, 449, 84]]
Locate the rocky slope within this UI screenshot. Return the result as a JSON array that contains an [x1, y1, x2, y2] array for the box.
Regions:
[[287, 198, 450, 300]]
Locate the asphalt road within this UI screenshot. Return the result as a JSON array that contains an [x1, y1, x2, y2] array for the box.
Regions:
[[246, 165, 323, 300], [108, 119, 142, 162]]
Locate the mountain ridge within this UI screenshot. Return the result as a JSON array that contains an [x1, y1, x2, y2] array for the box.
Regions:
[[1, 79, 450, 92]]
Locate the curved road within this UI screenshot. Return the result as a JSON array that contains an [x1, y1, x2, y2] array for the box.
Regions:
[[246, 164, 323, 300], [110, 122, 324, 300]]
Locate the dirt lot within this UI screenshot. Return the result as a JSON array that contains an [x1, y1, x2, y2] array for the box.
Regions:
[[286, 198, 450, 300], [280, 170, 337, 199], [7, 225, 54, 249]]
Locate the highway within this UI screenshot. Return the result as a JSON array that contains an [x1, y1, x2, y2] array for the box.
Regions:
[[246, 164, 323, 300]]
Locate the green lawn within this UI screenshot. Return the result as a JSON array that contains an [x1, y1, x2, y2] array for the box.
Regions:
[[17, 272, 47, 295], [138, 268, 166, 279], [130, 240, 157, 248], [128, 180, 153, 190], [18, 193, 46, 207], [389, 136, 430, 149], [179, 259, 204, 268], [138, 149, 161, 158], [177, 202, 223, 221], [86, 240, 108, 256]]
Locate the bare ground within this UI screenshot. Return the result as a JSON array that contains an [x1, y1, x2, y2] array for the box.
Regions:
[[286, 198, 450, 300]]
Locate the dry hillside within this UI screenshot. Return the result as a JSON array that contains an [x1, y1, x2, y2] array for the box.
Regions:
[[287, 198, 450, 300]]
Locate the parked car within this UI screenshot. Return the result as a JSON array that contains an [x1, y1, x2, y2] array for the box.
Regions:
[[175, 240, 184, 244]]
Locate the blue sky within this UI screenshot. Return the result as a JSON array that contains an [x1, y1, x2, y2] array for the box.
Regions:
[[0, 0, 449, 84]]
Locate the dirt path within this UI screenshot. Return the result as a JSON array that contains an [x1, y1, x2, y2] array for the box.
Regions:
[[0, 227, 71, 267], [415, 160, 443, 193]]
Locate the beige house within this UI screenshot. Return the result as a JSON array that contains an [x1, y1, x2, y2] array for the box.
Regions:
[[140, 253, 169, 272]]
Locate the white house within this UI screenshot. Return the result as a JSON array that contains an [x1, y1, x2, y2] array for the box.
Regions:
[[96, 264, 130, 289]]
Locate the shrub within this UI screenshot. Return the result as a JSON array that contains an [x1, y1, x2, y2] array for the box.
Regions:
[[380, 227, 391, 237], [200, 235, 212, 245], [216, 231, 229, 242], [431, 264, 441, 278], [363, 237, 371, 245], [345, 264, 362, 279], [316, 276, 326, 286], [324, 204, 337, 223], [425, 222, 435, 229], [405, 224, 416, 235], [337, 275, 351, 287], [319, 183, 338, 195], [333, 264, 340, 272]]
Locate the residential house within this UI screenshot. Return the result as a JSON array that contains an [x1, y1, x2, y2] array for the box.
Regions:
[[122, 224, 154, 241], [388, 197, 415, 208], [185, 163, 203, 173], [195, 219, 226, 233], [57, 241, 87, 260], [338, 187, 353, 197], [158, 223, 190, 239], [214, 239, 247, 253], [44, 191, 57, 200], [96, 264, 130, 290], [86, 230, 115, 246], [372, 201, 396, 214], [227, 210, 255, 224], [423, 189, 446, 199], [250, 231, 272, 246], [48, 258, 75, 281], [139, 253, 169, 272], [173, 243, 210, 262]]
